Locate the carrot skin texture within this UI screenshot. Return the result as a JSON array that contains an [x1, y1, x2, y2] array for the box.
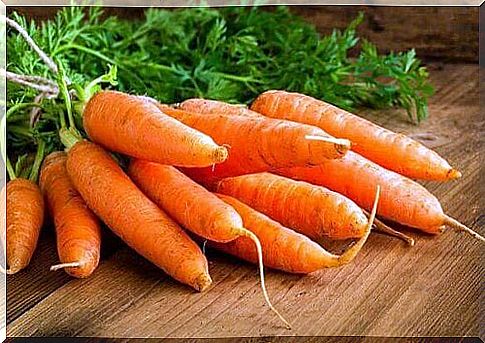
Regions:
[[83, 91, 228, 167], [128, 160, 244, 243], [179, 99, 260, 118], [277, 151, 444, 233], [251, 90, 460, 181], [40, 152, 102, 278], [157, 105, 349, 183], [211, 194, 354, 273], [6, 178, 44, 274], [66, 141, 211, 291], [212, 173, 369, 240]]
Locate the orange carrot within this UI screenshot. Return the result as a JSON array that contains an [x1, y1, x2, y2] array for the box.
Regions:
[[178, 98, 260, 118], [128, 159, 290, 328], [210, 192, 379, 273], [277, 151, 484, 242], [155, 104, 350, 183], [251, 90, 461, 181], [39, 151, 102, 278], [83, 91, 228, 167], [211, 172, 369, 240], [66, 140, 212, 291], [6, 178, 44, 274]]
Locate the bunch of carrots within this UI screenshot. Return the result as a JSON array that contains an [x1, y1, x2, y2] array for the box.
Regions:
[[3, 16, 484, 330]]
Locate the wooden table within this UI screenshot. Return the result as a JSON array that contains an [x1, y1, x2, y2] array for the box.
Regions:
[[5, 63, 484, 339]]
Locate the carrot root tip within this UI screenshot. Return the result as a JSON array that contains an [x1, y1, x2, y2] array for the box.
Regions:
[[50, 261, 84, 271], [447, 168, 462, 180], [241, 229, 292, 330], [194, 273, 212, 292], [444, 216, 485, 243]]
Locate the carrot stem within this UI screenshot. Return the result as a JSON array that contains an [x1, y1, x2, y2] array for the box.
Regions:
[[6, 156, 16, 180], [363, 209, 415, 246], [50, 261, 84, 271], [444, 216, 485, 243], [338, 185, 380, 264], [28, 139, 45, 183], [241, 229, 292, 330], [56, 60, 75, 129]]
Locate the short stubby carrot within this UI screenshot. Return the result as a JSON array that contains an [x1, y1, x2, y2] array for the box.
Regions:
[[128, 159, 291, 328], [128, 159, 246, 243], [251, 90, 461, 181], [210, 193, 379, 273], [40, 151, 102, 278], [6, 178, 44, 274], [83, 91, 228, 167], [156, 105, 350, 183], [277, 151, 484, 241], [66, 140, 211, 291], [212, 172, 369, 240], [178, 98, 260, 118]]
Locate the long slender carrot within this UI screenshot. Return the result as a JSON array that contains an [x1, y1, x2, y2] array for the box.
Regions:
[[65, 140, 212, 291], [210, 192, 379, 273], [277, 151, 484, 242], [251, 90, 461, 181], [211, 172, 369, 240], [83, 90, 228, 167], [128, 159, 290, 328], [5, 140, 45, 275], [154, 104, 350, 183], [39, 151, 102, 278]]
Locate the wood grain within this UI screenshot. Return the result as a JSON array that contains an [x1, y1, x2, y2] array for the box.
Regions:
[[6, 64, 483, 339]]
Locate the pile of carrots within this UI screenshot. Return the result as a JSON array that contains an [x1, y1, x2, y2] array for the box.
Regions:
[[4, 85, 484, 329]]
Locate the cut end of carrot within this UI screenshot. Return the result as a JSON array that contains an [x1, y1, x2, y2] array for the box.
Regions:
[[213, 146, 229, 164], [447, 169, 462, 180], [194, 273, 212, 292]]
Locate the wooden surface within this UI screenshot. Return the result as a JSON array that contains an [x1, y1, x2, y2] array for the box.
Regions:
[[8, 6, 479, 63], [6, 63, 484, 339]]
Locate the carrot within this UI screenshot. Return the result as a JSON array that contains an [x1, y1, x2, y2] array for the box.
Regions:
[[251, 90, 461, 181], [39, 151, 102, 278], [83, 90, 228, 167], [210, 192, 379, 273], [6, 178, 44, 274], [178, 98, 260, 118], [211, 172, 369, 240], [65, 140, 212, 291], [5, 140, 45, 275], [128, 159, 290, 329], [154, 104, 350, 183], [277, 151, 484, 242]]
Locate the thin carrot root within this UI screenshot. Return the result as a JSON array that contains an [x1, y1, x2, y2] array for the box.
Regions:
[[241, 229, 292, 330], [338, 186, 380, 265], [363, 210, 415, 246], [444, 216, 485, 243], [50, 261, 84, 271], [304, 135, 351, 154]]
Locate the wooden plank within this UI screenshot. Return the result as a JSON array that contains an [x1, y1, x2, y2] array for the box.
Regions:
[[291, 6, 479, 63], [6, 64, 483, 338], [6, 228, 124, 325]]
